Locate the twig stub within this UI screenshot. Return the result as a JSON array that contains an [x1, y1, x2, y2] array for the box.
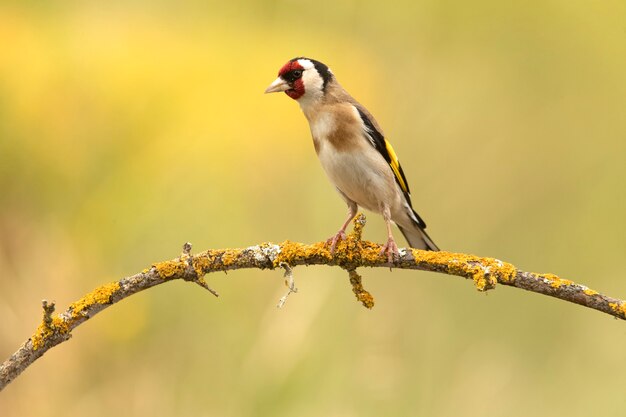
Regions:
[[277, 262, 298, 308], [347, 269, 375, 309]]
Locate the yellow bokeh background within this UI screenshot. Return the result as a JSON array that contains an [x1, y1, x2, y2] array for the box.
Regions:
[[1, 1, 625, 416]]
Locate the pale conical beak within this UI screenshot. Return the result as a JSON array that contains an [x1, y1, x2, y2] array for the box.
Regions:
[[264, 77, 290, 94]]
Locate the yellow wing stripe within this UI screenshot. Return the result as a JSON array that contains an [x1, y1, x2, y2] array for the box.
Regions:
[[384, 139, 408, 194]]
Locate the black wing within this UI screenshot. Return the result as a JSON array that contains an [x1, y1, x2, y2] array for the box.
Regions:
[[356, 107, 427, 229]]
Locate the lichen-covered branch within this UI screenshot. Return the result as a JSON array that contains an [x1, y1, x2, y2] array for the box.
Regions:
[[1, 214, 624, 391]]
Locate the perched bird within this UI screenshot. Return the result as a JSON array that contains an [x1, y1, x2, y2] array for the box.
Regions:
[[265, 57, 439, 261]]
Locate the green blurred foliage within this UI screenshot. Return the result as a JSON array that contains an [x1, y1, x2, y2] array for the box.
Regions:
[[1, 1, 625, 416]]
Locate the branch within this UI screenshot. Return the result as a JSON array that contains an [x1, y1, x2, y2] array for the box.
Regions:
[[1, 214, 624, 391]]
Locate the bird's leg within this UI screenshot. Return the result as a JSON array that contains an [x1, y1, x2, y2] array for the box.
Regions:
[[380, 206, 400, 263], [327, 202, 358, 255]]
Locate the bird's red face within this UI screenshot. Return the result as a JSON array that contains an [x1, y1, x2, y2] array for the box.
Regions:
[[264, 57, 332, 102], [277, 60, 306, 100], [264, 59, 306, 100]]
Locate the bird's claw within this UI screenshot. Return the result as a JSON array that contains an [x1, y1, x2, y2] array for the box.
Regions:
[[380, 237, 400, 264], [327, 230, 347, 255]]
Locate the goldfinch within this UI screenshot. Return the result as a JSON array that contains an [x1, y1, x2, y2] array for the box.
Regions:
[[265, 57, 439, 261]]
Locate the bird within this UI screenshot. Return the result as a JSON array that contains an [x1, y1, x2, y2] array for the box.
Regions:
[[264, 57, 439, 261]]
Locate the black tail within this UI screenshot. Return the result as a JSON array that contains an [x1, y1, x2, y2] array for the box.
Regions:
[[398, 224, 440, 251]]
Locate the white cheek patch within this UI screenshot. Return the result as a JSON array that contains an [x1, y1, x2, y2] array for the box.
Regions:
[[302, 69, 323, 93], [294, 58, 325, 108]]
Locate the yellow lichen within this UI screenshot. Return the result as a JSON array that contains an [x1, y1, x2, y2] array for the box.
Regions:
[[192, 251, 217, 276], [609, 302, 626, 319], [351, 214, 366, 240], [69, 282, 121, 315], [221, 251, 239, 267], [334, 238, 362, 264], [536, 273, 573, 289], [583, 288, 598, 296], [31, 320, 55, 350], [355, 242, 386, 266], [273, 240, 330, 268], [276, 226, 518, 293], [154, 259, 187, 279], [411, 249, 517, 292], [31, 282, 121, 350], [348, 269, 374, 309], [274, 216, 377, 268], [45, 316, 71, 339]]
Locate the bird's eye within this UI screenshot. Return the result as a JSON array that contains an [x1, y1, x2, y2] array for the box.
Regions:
[[292, 70, 303, 79]]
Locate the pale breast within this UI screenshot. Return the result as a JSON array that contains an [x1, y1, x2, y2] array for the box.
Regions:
[[309, 111, 335, 151], [312, 106, 399, 213]]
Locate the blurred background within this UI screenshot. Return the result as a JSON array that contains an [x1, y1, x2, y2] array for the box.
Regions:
[[1, 1, 625, 416]]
